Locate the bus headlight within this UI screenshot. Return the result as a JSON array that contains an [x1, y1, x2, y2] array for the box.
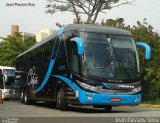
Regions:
[[133, 87, 142, 93], [76, 80, 97, 91]]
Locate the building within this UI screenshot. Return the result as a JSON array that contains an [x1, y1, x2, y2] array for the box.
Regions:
[[11, 25, 35, 40], [22, 32, 35, 40], [36, 28, 54, 42], [11, 25, 54, 42], [11, 25, 19, 33]]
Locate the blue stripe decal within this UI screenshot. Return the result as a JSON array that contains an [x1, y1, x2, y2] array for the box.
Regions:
[[52, 75, 81, 93], [52, 75, 141, 105], [33, 59, 55, 93], [102, 83, 112, 89]]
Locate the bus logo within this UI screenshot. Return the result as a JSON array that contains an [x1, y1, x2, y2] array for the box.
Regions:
[[118, 84, 134, 89], [27, 67, 38, 87]]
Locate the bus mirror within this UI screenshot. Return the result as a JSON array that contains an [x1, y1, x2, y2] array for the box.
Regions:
[[70, 37, 84, 55], [136, 42, 151, 60]]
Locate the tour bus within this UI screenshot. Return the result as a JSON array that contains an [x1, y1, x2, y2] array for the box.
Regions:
[[16, 24, 151, 111], [0, 66, 15, 100]]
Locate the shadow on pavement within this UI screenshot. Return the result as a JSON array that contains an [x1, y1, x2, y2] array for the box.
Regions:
[[34, 101, 138, 113]]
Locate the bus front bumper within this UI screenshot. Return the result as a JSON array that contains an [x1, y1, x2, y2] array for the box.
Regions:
[[77, 91, 141, 106]]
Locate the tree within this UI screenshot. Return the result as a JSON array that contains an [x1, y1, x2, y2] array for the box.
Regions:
[[24, 36, 36, 49], [0, 33, 36, 66], [46, 0, 135, 23]]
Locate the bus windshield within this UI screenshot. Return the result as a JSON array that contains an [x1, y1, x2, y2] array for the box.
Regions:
[[81, 32, 139, 80], [3, 69, 15, 76]]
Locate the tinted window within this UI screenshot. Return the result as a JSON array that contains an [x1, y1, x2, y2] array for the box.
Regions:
[[44, 38, 56, 61], [70, 45, 79, 73], [29, 52, 36, 66], [3, 69, 15, 76], [57, 41, 65, 59], [35, 47, 43, 63]]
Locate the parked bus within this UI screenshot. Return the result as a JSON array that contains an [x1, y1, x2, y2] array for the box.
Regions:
[[0, 66, 15, 100], [16, 24, 151, 111]]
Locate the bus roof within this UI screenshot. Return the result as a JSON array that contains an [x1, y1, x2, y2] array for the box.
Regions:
[[17, 24, 132, 58]]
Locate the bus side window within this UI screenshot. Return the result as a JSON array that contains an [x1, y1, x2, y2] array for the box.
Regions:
[[44, 39, 55, 61], [70, 44, 79, 73], [35, 46, 43, 63], [29, 52, 36, 66], [44, 41, 52, 61], [57, 41, 65, 59]]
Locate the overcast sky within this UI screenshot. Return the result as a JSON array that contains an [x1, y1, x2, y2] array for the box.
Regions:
[[0, 0, 160, 40]]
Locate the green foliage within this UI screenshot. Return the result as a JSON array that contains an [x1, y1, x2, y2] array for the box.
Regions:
[[102, 18, 160, 101], [0, 33, 36, 67], [24, 36, 36, 49]]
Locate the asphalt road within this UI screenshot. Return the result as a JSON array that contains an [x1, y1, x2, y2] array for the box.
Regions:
[[0, 101, 160, 117], [0, 101, 160, 123]]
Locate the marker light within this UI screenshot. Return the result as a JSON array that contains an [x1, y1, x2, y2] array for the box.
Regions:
[[110, 98, 121, 102]]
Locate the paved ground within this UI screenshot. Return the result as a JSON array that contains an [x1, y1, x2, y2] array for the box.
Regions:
[[0, 101, 160, 117]]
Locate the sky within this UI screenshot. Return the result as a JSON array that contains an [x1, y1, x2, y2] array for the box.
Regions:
[[0, 0, 160, 41]]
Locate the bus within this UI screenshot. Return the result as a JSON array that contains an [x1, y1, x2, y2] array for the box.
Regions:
[[16, 24, 151, 111], [0, 66, 15, 100]]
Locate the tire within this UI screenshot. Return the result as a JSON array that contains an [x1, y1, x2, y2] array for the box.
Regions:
[[104, 105, 112, 112], [20, 91, 24, 103], [56, 87, 68, 111], [49, 101, 56, 108], [4, 98, 9, 101], [24, 89, 31, 105]]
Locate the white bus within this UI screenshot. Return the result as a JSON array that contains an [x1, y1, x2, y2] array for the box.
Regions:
[[0, 66, 15, 100]]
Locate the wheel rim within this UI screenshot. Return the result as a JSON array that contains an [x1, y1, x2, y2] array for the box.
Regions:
[[57, 90, 61, 107], [24, 92, 27, 103], [21, 92, 23, 100]]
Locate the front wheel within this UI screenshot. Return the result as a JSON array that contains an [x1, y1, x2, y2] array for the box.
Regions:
[[104, 105, 112, 112], [56, 87, 68, 111]]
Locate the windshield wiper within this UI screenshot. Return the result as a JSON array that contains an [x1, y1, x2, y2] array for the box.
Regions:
[[116, 60, 131, 80], [98, 57, 113, 81], [113, 47, 131, 80]]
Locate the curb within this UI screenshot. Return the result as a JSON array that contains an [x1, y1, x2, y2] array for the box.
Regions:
[[120, 104, 160, 108]]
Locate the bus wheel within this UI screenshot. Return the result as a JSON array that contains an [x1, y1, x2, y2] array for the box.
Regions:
[[49, 101, 56, 108], [20, 91, 24, 103], [24, 89, 31, 105], [104, 106, 112, 112], [56, 87, 68, 111]]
